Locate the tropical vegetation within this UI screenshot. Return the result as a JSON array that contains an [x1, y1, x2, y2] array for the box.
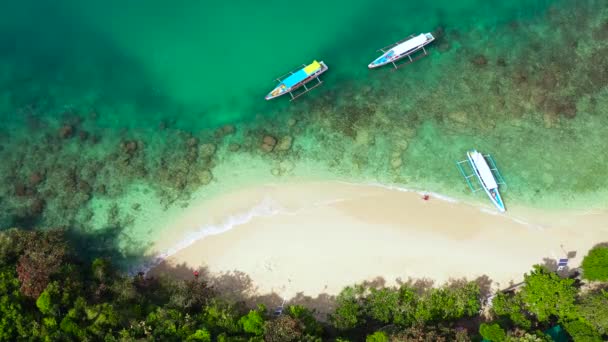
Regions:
[[0, 228, 606, 341]]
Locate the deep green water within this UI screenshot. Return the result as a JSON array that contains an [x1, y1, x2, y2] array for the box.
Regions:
[[1, 0, 607, 245], [1, 0, 558, 128]]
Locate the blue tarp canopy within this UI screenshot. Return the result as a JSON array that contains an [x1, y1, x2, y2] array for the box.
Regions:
[[282, 69, 308, 88], [545, 325, 568, 342]]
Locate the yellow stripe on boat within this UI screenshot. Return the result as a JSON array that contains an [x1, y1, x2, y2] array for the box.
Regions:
[[303, 60, 321, 74]]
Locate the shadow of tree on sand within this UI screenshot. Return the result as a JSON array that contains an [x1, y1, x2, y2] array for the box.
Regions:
[[148, 262, 500, 320], [64, 225, 155, 269], [150, 261, 339, 319], [39, 224, 603, 322]]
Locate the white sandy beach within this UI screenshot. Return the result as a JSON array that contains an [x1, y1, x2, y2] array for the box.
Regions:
[[149, 181, 608, 299]]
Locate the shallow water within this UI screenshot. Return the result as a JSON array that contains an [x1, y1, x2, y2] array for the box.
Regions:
[[0, 0, 607, 258]]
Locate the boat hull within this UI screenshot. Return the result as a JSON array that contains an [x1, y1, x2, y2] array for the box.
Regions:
[[265, 62, 328, 100], [467, 151, 506, 212], [368, 33, 435, 69]]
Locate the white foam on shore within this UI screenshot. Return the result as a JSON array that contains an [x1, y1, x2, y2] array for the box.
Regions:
[[136, 180, 551, 274], [340, 180, 461, 203], [356, 180, 548, 231], [136, 196, 285, 274]]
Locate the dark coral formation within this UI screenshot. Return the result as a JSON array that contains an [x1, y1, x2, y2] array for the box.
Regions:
[[0, 0, 607, 233]]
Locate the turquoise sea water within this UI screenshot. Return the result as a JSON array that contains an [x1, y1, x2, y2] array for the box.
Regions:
[[1, 0, 560, 128], [1, 0, 607, 257]]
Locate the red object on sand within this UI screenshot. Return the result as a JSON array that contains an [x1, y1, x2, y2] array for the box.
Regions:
[[422, 194, 430, 201]]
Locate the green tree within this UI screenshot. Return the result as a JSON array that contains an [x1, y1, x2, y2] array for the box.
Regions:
[[288, 305, 322, 336], [144, 307, 190, 340], [239, 307, 265, 336], [85, 302, 120, 337], [414, 288, 444, 323], [492, 292, 532, 329], [202, 300, 242, 335], [0, 266, 31, 339], [366, 331, 389, 342], [576, 290, 608, 335], [520, 265, 577, 322], [366, 287, 400, 323], [562, 320, 602, 341], [331, 285, 366, 330], [506, 333, 551, 341], [414, 283, 480, 323], [0, 229, 26, 266], [59, 297, 89, 339], [414, 282, 480, 323], [36, 282, 61, 316], [92, 258, 111, 283], [479, 323, 506, 341], [581, 246, 608, 281], [445, 281, 481, 319], [187, 328, 212, 341], [393, 285, 418, 326], [389, 324, 470, 341]]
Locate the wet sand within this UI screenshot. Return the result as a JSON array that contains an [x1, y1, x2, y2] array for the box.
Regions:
[[149, 181, 608, 298]]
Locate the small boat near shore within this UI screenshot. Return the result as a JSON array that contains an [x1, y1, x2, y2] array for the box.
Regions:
[[265, 60, 328, 101], [369, 33, 435, 69], [456, 149, 507, 212]]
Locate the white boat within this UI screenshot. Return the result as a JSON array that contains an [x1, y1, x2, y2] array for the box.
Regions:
[[466, 150, 506, 212], [456, 150, 507, 212], [369, 33, 435, 69]]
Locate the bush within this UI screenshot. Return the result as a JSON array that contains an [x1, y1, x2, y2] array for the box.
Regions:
[[16, 230, 67, 298], [288, 305, 322, 336], [264, 315, 302, 342], [393, 286, 418, 326], [366, 331, 389, 342], [239, 308, 265, 336], [367, 287, 400, 323], [563, 320, 602, 341], [187, 329, 212, 341], [576, 290, 608, 335], [0, 266, 31, 339], [0, 229, 27, 266], [581, 246, 608, 281], [331, 286, 365, 330], [36, 288, 54, 315], [491, 292, 531, 329], [479, 323, 506, 341], [520, 265, 577, 322], [414, 283, 480, 323]]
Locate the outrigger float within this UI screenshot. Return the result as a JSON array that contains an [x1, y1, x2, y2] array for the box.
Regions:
[[265, 60, 328, 101], [456, 149, 507, 212], [369, 33, 435, 69]]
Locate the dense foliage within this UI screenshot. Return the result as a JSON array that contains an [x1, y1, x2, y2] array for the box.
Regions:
[[581, 246, 608, 281], [0, 228, 606, 341]]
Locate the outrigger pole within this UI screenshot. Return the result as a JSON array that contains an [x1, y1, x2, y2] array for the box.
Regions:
[[272, 64, 325, 101], [456, 153, 507, 192], [288, 75, 323, 101], [275, 62, 327, 101]]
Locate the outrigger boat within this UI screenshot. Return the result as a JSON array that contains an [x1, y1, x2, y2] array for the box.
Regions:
[[265, 60, 328, 101], [369, 33, 435, 69], [456, 149, 507, 212]]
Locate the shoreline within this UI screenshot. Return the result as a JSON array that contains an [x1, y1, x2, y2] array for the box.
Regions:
[[147, 180, 608, 299]]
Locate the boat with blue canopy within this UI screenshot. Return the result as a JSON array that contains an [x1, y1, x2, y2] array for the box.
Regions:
[[265, 60, 328, 101], [369, 33, 435, 69]]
